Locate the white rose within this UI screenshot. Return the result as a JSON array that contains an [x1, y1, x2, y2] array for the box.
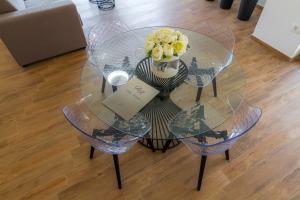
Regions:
[[144, 40, 155, 53], [175, 31, 183, 39], [156, 31, 177, 43], [162, 34, 177, 43], [152, 45, 163, 61], [179, 34, 189, 45], [159, 28, 175, 35], [163, 44, 174, 57], [147, 33, 159, 43]]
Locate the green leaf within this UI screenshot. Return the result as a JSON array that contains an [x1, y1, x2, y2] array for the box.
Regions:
[[147, 50, 152, 57]]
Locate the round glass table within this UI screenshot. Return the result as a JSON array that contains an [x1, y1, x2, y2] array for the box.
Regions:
[[81, 26, 245, 151]]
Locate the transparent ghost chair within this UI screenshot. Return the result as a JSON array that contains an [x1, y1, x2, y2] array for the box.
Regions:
[[168, 93, 262, 191], [87, 18, 134, 92], [63, 95, 150, 189], [184, 22, 235, 101]]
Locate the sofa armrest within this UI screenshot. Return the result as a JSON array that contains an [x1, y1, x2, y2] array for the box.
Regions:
[[0, 0, 86, 65]]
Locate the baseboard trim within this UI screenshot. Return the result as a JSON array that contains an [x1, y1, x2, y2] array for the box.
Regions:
[[251, 35, 295, 61]]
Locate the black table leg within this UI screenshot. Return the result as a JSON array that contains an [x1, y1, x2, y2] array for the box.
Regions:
[[101, 77, 106, 93], [162, 139, 173, 153], [146, 138, 156, 152], [196, 87, 203, 102]]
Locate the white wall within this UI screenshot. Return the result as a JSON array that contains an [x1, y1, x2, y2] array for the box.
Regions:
[[253, 0, 300, 59], [295, 45, 300, 58]]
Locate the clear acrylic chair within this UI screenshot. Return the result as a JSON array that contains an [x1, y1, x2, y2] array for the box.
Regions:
[[62, 96, 150, 189], [87, 19, 132, 93], [188, 57, 217, 102], [87, 18, 131, 61], [184, 22, 235, 102], [170, 94, 262, 191]]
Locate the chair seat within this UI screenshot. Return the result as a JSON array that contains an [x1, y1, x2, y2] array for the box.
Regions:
[[90, 128, 140, 154], [63, 95, 151, 189]]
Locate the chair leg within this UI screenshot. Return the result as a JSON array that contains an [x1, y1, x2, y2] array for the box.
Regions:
[[101, 77, 117, 93], [212, 77, 217, 97], [197, 155, 207, 191], [225, 149, 230, 160], [101, 77, 106, 93], [113, 154, 122, 189], [196, 87, 203, 102], [89, 146, 95, 159], [112, 86, 117, 92]]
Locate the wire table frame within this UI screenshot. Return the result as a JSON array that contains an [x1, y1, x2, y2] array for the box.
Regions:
[[81, 25, 246, 152], [89, 0, 115, 11]]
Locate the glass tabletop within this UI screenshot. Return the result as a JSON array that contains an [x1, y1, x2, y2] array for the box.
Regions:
[[89, 26, 234, 87], [81, 26, 245, 139]]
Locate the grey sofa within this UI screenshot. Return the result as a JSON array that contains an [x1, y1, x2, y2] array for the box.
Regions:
[[0, 0, 87, 66]]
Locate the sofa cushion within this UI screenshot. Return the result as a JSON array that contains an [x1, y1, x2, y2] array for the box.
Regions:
[[0, 0, 26, 14]]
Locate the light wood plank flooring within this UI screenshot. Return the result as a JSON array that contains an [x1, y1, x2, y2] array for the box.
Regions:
[[1, 0, 300, 199]]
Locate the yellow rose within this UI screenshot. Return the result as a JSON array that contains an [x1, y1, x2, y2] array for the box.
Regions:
[[144, 40, 155, 53], [172, 40, 187, 56], [163, 44, 174, 57], [152, 45, 163, 61]]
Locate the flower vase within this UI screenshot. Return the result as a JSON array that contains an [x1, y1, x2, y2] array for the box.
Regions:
[[151, 58, 180, 79], [237, 0, 259, 21], [220, 0, 234, 9]]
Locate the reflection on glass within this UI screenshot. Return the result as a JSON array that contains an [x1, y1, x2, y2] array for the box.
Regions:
[[107, 70, 129, 86]]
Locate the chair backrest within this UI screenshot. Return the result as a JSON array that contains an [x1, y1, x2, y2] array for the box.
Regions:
[[62, 96, 141, 154], [87, 18, 131, 65], [181, 94, 262, 156], [195, 22, 235, 69], [227, 94, 262, 139]]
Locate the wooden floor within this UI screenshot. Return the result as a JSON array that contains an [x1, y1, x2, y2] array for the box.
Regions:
[[1, 0, 300, 199]]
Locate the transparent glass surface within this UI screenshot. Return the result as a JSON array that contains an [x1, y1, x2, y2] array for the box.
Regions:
[[81, 26, 246, 139], [90, 26, 234, 87], [63, 95, 151, 154], [172, 94, 262, 156], [182, 22, 235, 87]]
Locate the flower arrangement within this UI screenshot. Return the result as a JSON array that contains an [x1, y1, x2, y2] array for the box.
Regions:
[[145, 28, 189, 62]]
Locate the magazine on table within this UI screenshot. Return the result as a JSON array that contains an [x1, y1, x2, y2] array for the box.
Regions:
[[102, 77, 159, 120]]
